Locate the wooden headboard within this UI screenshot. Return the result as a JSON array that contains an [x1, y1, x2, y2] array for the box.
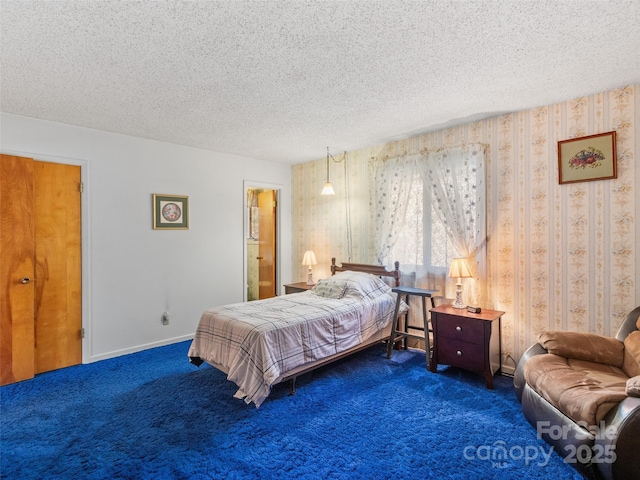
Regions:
[[330, 257, 401, 287]]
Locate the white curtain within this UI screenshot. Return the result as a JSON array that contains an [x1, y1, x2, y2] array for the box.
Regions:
[[370, 144, 487, 306], [422, 145, 487, 305], [369, 152, 422, 266]]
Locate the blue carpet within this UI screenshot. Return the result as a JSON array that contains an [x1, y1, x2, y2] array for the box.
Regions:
[[1, 341, 581, 479]]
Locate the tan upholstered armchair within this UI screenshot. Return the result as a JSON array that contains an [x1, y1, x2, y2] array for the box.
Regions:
[[513, 306, 640, 480]]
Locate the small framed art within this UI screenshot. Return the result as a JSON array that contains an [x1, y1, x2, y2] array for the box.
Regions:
[[558, 131, 617, 184], [152, 194, 189, 230]]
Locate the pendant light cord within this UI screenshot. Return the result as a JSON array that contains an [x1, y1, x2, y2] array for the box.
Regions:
[[343, 152, 353, 262]]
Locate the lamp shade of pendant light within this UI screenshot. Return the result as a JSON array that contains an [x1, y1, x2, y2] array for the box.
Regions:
[[320, 147, 336, 195], [321, 181, 335, 195]]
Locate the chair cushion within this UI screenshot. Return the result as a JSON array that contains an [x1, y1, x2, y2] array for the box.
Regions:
[[538, 331, 624, 367], [622, 331, 640, 378], [524, 354, 628, 430]]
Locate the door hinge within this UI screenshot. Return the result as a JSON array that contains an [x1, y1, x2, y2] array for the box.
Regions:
[[81, 328, 85, 339], [273, 200, 277, 208], [79, 182, 84, 193]]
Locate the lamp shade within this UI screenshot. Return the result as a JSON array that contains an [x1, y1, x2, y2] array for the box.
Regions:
[[302, 250, 317, 266], [448, 258, 472, 278], [320, 147, 337, 195], [320, 182, 335, 195]]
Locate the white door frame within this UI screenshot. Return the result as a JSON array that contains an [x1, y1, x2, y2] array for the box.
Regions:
[[1, 149, 91, 364], [243, 180, 282, 301]]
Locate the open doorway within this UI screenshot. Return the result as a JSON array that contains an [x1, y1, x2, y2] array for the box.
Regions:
[[245, 184, 279, 301]]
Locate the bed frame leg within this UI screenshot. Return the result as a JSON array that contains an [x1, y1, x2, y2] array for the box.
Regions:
[[289, 377, 297, 396]]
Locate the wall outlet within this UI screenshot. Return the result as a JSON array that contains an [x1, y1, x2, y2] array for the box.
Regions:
[[162, 311, 170, 325]]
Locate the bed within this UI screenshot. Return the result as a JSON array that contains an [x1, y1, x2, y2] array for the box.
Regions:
[[188, 258, 403, 407]]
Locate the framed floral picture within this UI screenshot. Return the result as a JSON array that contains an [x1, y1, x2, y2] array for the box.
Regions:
[[558, 131, 617, 184], [152, 194, 189, 230]]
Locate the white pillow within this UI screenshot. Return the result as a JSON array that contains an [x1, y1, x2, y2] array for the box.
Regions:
[[330, 271, 391, 300], [312, 279, 348, 299]]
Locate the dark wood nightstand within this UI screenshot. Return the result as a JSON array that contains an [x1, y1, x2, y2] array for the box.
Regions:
[[283, 282, 314, 294], [429, 305, 504, 389]]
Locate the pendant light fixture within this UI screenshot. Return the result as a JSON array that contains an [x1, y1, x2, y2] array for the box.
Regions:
[[321, 147, 336, 195]]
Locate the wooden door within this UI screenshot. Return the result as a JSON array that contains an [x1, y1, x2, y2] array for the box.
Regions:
[[257, 190, 276, 299], [0, 154, 82, 385], [34, 161, 82, 374], [1, 155, 36, 385]]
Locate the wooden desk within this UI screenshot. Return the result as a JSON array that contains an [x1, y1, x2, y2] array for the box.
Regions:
[[386, 286, 438, 369]]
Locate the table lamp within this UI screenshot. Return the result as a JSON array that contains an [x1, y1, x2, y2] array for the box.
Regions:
[[448, 258, 472, 309], [302, 250, 317, 285]]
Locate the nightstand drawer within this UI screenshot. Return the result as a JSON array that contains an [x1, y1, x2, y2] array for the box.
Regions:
[[437, 315, 484, 342], [438, 337, 484, 371]]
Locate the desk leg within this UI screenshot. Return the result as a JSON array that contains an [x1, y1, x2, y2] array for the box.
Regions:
[[402, 294, 409, 350], [386, 295, 403, 359], [421, 296, 429, 369], [429, 312, 438, 373]]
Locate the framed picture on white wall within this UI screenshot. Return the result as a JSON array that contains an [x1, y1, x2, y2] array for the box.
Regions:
[[152, 194, 189, 230]]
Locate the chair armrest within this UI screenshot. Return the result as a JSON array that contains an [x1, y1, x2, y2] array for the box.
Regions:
[[615, 306, 640, 342], [596, 396, 640, 480], [538, 331, 624, 367], [513, 342, 547, 403]]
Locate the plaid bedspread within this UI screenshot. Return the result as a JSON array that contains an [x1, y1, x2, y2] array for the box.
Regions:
[[188, 290, 398, 407]]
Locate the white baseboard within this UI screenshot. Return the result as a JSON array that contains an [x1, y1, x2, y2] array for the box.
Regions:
[[500, 364, 516, 377], [88, 334, 195, 363]]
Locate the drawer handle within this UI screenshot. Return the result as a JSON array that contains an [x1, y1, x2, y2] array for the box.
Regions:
[[456, 326, 462, 332], [456, 350, 463, 356]]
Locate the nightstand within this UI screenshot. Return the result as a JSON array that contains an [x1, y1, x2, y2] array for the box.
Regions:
[[283, 282, 314, 294], [429, 305, 504, 389]]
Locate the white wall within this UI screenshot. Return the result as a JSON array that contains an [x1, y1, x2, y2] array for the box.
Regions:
[[1, 113, 292, 362]]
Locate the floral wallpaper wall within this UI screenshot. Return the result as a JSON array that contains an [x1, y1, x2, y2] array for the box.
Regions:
[[292, 85, 639, 370]]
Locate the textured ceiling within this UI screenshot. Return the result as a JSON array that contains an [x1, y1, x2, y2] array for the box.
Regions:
[[1, 1, 639, 164]]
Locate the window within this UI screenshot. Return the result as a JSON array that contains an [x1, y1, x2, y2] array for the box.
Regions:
[[371, 145, 486, 302], [387, 176, 456, 271]]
